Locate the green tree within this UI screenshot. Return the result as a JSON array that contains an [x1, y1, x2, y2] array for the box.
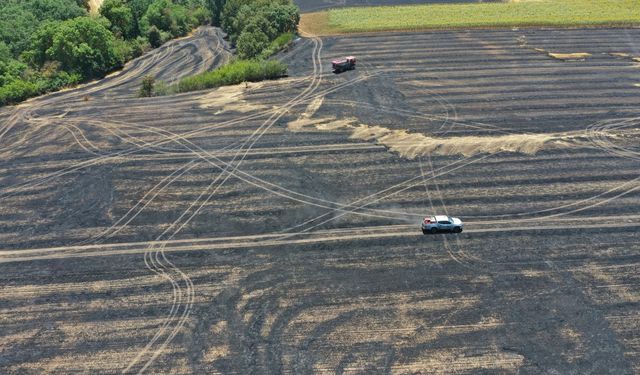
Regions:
[[0, 0, 88, 58], [127, 0, 154, 35], [128, 0, 154, 20], [100, 0, 135, 38], [139, 0, 197, 38], [22, 21, 60, 67], [191, 6, 211, 25], [0, 42, 12, 62], [26, 17, 123, 79], [206, 0, 225, 25], [24, 0, 86, 21], [236, 29, 268, 59], [242, 14, 277, 40], [139, 0, 174, 34], [147, 25, 163, 47], [265, 4, 299, 35], [0, 5, 39, 56], [220, 0, 298, 46], [49, 17, 123, 78], [221, 0, 251, 40]]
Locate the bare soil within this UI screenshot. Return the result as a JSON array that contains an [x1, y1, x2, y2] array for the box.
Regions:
[[88, 0, 104, 14], [1, 26, 639, 374]]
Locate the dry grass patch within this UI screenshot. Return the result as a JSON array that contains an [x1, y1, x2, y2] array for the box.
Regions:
[[288, 117, 574, 158], [299, 12, 332, 37], [548, 52, 591, 61], [287, 98, 582, 157], [607, 52, 640, 64], [610, 52, 632, 58]]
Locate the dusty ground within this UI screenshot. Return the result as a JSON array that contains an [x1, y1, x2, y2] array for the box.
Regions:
[[88, 0, 104, 14], [1, 25, 640, 374]]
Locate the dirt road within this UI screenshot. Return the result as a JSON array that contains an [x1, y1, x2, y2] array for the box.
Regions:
[[1, 26, 639, 373], [88, 0, 103, 14]]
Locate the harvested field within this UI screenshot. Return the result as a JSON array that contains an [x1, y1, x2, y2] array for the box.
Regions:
[[1, 25, 640, 373], [294, 0, 495, 13]]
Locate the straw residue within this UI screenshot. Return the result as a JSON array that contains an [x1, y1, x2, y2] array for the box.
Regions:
[[287, 97, 575, 158], [548, 52, 591, 61], [348, 124, 560, 158], [199, 82, 268, 113], [289, 115, 572, 158], [287, 96, 327, 130]]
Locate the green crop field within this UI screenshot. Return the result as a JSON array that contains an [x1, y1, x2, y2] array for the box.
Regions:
[[300, 0, 640, 35]]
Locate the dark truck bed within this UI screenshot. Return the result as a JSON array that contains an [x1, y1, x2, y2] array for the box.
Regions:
[[332, 56, 356, 73]]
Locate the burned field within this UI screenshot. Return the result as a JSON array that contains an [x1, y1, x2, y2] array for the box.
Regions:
[[1, 26, 640, 373]]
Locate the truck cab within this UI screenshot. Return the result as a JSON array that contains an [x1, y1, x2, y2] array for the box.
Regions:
[[332, 56, 356, 73]]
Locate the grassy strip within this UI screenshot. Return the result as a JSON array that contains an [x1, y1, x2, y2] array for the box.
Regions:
[[300, 0, 640, 35], [259, 32, 295, 59], [175, 59, 287, 93]]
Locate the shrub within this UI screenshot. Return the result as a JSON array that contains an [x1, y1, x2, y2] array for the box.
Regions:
[[128, 36, 152, 58], [40, 70, 81, 90], [0, 78, 39, 105], [0, 67, 82, 105], [147, 25, 163, 48], [259, 32, 294, 59], [176, 59, 286, 93], [152, 79, 172, 96], [0, 58, 28, 86], [113, 38, 133, 63], [138, 74, 155, 97]]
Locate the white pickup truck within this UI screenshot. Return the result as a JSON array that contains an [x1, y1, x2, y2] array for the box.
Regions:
[[422, 215, 464, 234]]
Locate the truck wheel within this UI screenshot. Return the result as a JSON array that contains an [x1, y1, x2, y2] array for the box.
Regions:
[[422, 229, 428, 235], [453, 227, 462, 233], [430, 227, 438, 234]]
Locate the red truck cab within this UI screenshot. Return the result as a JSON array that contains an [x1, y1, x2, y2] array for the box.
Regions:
[[332, 56, 356, 73]]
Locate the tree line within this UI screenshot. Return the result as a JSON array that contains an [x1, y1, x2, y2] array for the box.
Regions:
[[0, 0, 299, 105]]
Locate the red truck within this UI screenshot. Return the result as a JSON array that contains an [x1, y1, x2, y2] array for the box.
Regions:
[[332, 56, 356, 73]]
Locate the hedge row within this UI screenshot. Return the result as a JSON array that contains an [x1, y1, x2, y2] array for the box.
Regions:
[[176, 59, 287, 92]]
